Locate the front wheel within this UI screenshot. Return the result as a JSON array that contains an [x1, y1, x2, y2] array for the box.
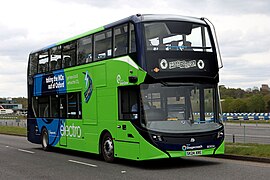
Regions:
[[101, 132, 115, 162], [41, 128, 50, 151]]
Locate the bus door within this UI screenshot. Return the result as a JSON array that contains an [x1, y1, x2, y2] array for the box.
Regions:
[[116, 86, 140, 159]]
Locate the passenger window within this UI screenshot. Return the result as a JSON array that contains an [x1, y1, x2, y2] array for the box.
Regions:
[[78, 36, 92, 64], [114, 24, 128, 56], [67, 92, 82, 119], [51, 95, 59, 118], [63, 42, 76, 68], [39, 96, 49, 117], [33, 92, 81, 119], [29, 53, 38, 75], [94, 29, 112, 61], [38, 51, 49, 73], [50, 46, 62, 71]]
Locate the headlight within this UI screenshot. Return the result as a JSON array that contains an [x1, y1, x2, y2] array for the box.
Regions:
[[152, 135, 163, 141], [217, 131, 224, 139]]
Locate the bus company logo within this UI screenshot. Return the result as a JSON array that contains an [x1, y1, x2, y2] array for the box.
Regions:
[[83, 71, 93, 103], [60, 123, 82, 138], [197, 60, 205, 69], [182, 145, 203, 151], [116, 74, 128, 85], [116, 75, 121, 84], [160, 59, 168, 69], [182, 145, 187, 151]]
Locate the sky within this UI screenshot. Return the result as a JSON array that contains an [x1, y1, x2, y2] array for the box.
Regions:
[[0, 0, 270, 97]]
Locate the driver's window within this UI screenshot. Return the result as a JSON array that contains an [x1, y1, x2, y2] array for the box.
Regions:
[[118, 86, 138, 120]]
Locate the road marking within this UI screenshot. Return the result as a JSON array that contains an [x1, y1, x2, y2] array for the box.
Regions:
[[68, 160, 98, 168], [18, 149, 35, 154]]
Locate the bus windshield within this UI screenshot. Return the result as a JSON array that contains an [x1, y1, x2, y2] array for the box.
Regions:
[[144, 21, 213, 52], [139, 83, 221, 133]]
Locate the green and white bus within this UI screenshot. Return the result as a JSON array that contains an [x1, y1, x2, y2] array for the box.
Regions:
[[27, 14, 224, 162]]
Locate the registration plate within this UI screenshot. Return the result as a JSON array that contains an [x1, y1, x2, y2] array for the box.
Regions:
[[186, 150, 202, 156]]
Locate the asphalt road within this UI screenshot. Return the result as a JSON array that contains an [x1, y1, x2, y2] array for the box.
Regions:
[[0, 134, 270, 180], [224, 123, 270, 144]]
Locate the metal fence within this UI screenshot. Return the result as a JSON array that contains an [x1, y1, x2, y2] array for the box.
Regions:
[[0, 119, 27, 128], [224, 122, 270, 144]]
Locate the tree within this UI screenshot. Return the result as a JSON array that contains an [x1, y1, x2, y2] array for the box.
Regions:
[[230, 99, 247, 113], [247, 95, 265, 113]]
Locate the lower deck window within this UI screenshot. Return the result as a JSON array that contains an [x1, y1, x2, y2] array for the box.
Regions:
[[32, 92, 82, 119]]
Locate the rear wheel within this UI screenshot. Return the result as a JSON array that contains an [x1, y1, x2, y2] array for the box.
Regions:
[[41, 128, 50, 151], [101, 132, 115, 162]]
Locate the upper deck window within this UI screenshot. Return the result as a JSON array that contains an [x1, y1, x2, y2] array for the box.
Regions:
[[114, 24, 128, 57], [50, 46, 61, 71], [62, 42, 76, 68], [144, 21, 212, 52], [38, 51, 49, 73], [78, 35, 92, 64], [29, 53, 38, 75], [94, 29, 112, 61]]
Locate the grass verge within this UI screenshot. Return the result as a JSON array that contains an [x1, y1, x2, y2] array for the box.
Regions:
[[225, 142, 270, 158], [0, 126, 26, 136]]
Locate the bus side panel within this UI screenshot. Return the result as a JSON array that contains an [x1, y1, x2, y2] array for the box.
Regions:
[[114, 141, 140, 160], [62, 119, 87, 151], [27, 118, 40, 144], [36, 118, 62, 147], [96, 86, 118, 154]]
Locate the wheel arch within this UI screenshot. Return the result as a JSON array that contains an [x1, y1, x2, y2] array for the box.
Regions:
[[98, 129, 112, 154]]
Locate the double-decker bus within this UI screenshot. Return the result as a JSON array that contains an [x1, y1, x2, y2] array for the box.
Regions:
[[27, 14, 224, 162]]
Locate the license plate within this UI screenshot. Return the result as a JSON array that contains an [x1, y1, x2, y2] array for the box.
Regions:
[[186, 150, 202, 156]]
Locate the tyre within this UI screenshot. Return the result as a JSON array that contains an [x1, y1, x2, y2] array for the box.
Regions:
[[41, 128, 50, 151], [101, 132, 115, 162]]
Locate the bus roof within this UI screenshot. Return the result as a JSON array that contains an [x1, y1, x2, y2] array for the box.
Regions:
[[31, 14, 207, 54]]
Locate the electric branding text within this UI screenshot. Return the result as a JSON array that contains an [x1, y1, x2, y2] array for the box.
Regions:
[[60, 123, 81, 138]]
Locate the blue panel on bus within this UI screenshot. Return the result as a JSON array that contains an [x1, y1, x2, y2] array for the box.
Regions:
[[34, 74, 43, 96], [33, 69, 66, 96], [36, 118, 64, 147]]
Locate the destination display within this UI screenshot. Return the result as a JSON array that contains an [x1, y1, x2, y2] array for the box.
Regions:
[[145, 51, 219, 80], [158, 58, 206, 71]]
